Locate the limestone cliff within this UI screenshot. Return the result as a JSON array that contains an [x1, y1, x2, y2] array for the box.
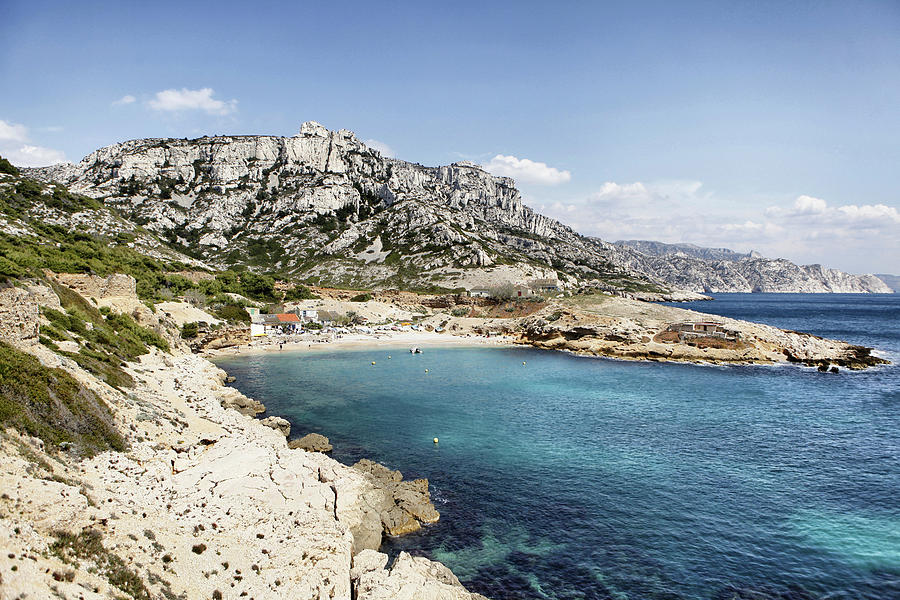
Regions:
[[613, 240, 891, 293], [22, 123, 655, 292], [23, 122, 889, 294]]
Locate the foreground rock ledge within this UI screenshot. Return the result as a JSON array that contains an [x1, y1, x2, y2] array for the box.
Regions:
[[0, 345, 486, 600]]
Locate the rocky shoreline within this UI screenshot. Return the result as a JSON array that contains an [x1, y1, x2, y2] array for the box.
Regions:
[[0, 285, 489, 599], [513, 295, 889, 370]]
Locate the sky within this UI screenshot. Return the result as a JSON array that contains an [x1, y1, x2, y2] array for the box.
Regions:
[[1, 0, 898, 274]]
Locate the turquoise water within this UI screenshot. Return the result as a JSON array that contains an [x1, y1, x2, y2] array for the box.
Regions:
[[214, 294, 900, 599]]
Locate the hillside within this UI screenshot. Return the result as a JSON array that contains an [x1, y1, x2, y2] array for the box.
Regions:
[[614, 240, 890, 293], [24, 123, 652, 294], [19, 122, 890, 294]]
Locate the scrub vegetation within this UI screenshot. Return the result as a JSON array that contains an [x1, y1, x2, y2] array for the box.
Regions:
[[0, 341, 125, 457]]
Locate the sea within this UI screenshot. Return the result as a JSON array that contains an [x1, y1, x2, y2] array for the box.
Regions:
[[213, 294, 900, 600]]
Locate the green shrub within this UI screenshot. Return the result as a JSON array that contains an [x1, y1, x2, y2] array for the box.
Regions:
[[214, 304, 250, 323], [350, 293, 373, 302], [0, 155, 19, 175], [450, 307, 469, 317], [0, 341, 125, 456], [181, 322, 199, 339], [283, 284, 318, 301], [50, 529, 149, 599]]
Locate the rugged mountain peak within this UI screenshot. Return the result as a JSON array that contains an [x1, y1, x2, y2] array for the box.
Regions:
[[297, 120, 330, 137], [20, 123, 891, 294]]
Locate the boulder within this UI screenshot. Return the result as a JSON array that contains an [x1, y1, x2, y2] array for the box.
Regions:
[[352, 551, 490, 600], [352, 459, 440, 539], [259, 416, 290, 437], [218, 388, 266, 416], [289, 433, 332, 453]]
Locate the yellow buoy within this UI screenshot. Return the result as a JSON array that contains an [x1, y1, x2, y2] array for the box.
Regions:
[[433, 437, 439, 444], [371, 361, 376, 365], [388, 356, 392, 359], [523, 361, 527, 365], [425, 369, 429, 373]]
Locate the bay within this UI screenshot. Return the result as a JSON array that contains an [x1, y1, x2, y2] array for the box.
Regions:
[[214, 294, 900, 599]]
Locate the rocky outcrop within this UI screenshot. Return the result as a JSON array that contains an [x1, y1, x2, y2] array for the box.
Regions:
[[352, 459, 441, 537], [289, 432, 333, 452], [259, 415, 290, 436], [218, 386, 266, 415], [516, 295, 889, 369], [352, 550, 490, 600], [49, 272, 138, 299], [614, 240, 891, 293], [0, 285, 41, 344]]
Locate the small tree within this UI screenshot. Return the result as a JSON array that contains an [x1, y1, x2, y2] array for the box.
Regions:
[[284, 284, 317, 301], [0, 155, 19, 176], [183, 289, 207, 307], [180, 322, 199, 339]]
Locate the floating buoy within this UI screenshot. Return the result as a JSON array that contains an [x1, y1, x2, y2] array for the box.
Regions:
[[433, 437, 439, 444], [523, 361, 527, 365], [425, 369, 429, 373], [371, 361, 376, 365], [388, 356, 391, 359]]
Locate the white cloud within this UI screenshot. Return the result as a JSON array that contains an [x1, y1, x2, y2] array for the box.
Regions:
[[0, 119, 29, 143], [537, 180, 899, 273], [5, 145, 67, 167], [364, 139, 395, 158], [148, 88, 237, 116], [482, 154, 571, 185], [766, 195, 900, 226], [0, 119, 67, 167], [112, 94, 136, 106]]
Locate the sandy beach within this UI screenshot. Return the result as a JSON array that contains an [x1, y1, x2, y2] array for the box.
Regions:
[[203, 329, 517, 357]]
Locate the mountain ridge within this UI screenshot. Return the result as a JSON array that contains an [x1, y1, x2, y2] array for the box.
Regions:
[[23, 121, 889, 294]]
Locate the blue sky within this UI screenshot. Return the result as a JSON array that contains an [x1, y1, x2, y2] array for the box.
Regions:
[[2, 0, 898, 273]]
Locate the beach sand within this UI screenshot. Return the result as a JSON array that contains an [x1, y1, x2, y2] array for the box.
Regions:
[[202, 330, 516, 357]]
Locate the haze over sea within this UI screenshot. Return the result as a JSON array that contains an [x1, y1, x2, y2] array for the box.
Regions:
[[215, 294, 900, 599]]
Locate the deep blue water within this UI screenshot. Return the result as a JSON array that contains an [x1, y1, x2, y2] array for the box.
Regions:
[[214, 294, 900, 600]]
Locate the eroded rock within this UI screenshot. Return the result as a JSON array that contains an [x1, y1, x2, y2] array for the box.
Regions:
[[289, 432, 332, 452], [259, 416, 290, 437]]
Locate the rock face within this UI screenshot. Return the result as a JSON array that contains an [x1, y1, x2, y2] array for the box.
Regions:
[[352, 550, 490, 600], [259, 415, 290, 437], [22, 123, 651, 292], [0, 286, 41, 344], [23, 122, 888, 294], [219, 386, 266, 415], [614, 240, 891, 293], [50, 272, 138, 299]]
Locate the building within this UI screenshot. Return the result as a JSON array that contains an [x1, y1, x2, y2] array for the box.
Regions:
[[250, 312, 302, 336], [317, 310, 341, 325], [667, 321, 741, 341], [513, 285, 536, 298], [529, 278, 560, 292], [469, 288, 491, 298]]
